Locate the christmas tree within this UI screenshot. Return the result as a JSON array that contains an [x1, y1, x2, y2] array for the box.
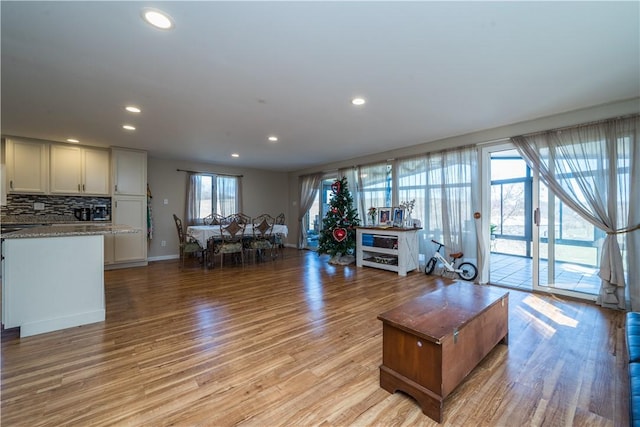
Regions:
[[317, 176, 360, 263]]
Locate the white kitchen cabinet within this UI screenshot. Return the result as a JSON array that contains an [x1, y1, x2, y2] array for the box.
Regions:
[[50, 144, 81, 193], [4, 138, 49, 194], [356, 227, 421, 276], [107, 148, 147, 268], [111, 195, 147, 265], [112, 148, 147, 196], [50, 144, 110, 195], [82, 147, 110, 195]]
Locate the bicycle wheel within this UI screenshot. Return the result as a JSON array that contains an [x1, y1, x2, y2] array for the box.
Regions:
[[424, 257, 437, 275], [457, 262, 478, 281]]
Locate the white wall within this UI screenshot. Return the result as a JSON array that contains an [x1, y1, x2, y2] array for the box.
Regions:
[[286, 98, 640, 246], [146, 98, 639, 258], [147, 157, 289, 260]]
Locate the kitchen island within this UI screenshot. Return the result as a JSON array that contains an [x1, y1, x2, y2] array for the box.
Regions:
[[1, 224, 139, 337]]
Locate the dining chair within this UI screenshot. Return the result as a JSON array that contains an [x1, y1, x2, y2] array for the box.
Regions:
[[274, 212, 286, 258], [211, 215, 246, 268], [230, 213, 253, 256], [235, 213, 252, 225], [172, 214, 206, 269], [203, 213, 224, 225], [249, 213, 275, 262]]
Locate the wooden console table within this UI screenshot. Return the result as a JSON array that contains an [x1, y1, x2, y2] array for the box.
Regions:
[[377, 282, 509, 423], [356, 227, 420, 276]]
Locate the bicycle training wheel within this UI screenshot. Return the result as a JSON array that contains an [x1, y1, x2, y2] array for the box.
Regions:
[[457, 262, 478, 281], [424, 257, 437, 275]]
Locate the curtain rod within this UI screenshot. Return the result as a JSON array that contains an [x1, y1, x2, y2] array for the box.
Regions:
[[517, 113, 639, 139], [176, 168, 243, 178]]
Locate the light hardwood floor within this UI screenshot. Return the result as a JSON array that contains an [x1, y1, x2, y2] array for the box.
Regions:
[[1, 249, 628, 426]]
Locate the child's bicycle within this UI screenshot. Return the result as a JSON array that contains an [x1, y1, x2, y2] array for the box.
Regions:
[[424, 239, 478, 281]]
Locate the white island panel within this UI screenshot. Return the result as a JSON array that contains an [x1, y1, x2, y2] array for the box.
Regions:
[[3, 234, 105, 337]]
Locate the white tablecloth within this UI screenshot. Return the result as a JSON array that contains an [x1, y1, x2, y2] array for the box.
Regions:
[[187, 225, 288, 248]]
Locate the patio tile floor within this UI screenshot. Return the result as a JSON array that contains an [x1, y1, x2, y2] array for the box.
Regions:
[[489, 253, 600, 295]]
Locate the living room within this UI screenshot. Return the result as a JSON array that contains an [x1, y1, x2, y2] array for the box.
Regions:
[[1, 2, 639, 425]]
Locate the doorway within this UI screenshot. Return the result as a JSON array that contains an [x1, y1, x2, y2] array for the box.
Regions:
[[484, 144, 599, 301], [487, 147, 534, 289], [536, 182, 600, 299], [304, 177, 336, 250]]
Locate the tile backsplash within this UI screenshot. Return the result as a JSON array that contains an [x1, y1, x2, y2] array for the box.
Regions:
[[1, 194, 111, 218]]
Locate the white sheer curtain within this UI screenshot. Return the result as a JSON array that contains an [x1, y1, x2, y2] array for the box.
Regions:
[[185, 173, 202, 226], [339, 167, 362, 224], [513, 115, 639, 310], [298, 173, 323, 248], [395, 148, 480, 275], [236, 176, 243, 214], [423, 148, 479, 271], [358, 163, 391, 216], [217, 175, 240, 216], [185, 173, 242, 225], [397, 156, 429, 256]]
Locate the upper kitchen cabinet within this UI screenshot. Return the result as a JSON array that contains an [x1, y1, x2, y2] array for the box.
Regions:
[[50, 144, 110, 195], [83, 147, 110, 194], [4, 138, 49, 194], [112, 148, 147, 196]]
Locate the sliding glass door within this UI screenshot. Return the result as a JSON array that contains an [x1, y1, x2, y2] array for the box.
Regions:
[[484, 143, 598, 301], [486, 146, 535, 289], [304, 177, 336, 250], [536, 183, 601, 300]]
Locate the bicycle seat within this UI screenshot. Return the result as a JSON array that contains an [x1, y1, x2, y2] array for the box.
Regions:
[[450, 252, 464, 259]]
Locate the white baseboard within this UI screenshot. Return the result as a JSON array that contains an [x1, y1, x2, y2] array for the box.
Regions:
[[147, 254, 179, 262], [104, 260, 149, 270], [20, 309, 105, 338], [148, 248, 294, 263]]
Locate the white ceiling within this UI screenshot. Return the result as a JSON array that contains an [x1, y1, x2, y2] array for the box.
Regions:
[[2, 1, 639, 172]]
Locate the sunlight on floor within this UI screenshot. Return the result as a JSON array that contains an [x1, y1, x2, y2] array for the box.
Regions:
[[561, 263, 599, 275], [522, 294, 579, 328], [515, 306, 557, 338]]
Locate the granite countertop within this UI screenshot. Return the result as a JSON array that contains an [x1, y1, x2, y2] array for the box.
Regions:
[[1, 214, 109, 225], [1, 224, 140, 239]]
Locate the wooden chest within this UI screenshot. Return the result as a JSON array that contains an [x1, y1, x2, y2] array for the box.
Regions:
[[377, 282, 509, 423]]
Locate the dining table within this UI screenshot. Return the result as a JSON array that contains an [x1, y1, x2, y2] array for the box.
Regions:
[[186, 224, 288, 248]]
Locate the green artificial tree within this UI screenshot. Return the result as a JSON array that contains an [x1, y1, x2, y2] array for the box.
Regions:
[[317, 176, 360, 263]]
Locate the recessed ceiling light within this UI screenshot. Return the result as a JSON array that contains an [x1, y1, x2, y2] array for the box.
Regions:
[[268, 136, 278, 142], [125, 106, 141, 113], [351, 97, 366, 106], [122, 125, 136, 131], [66, 138, 80, 143], [231, 153, 240, 158], [141, 8, 174, 30]]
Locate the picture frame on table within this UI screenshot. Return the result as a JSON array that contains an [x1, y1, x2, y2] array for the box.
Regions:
[[393, 207, 405, 227], [378, 207, 391, 226]]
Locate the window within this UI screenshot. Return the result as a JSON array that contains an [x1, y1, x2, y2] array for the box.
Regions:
[[359, 163, 392, 210], [216, 175, 240, 216], [396, 149, 478, 263], [193, 174, 240, 219], [397, 157, 426, 225], [490, 154, 531, 240]]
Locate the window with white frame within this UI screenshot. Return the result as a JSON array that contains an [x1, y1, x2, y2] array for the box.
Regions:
[[359, 163, 392, 211], [195, 175, 240, 218], [396, 149, 478, 264]]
